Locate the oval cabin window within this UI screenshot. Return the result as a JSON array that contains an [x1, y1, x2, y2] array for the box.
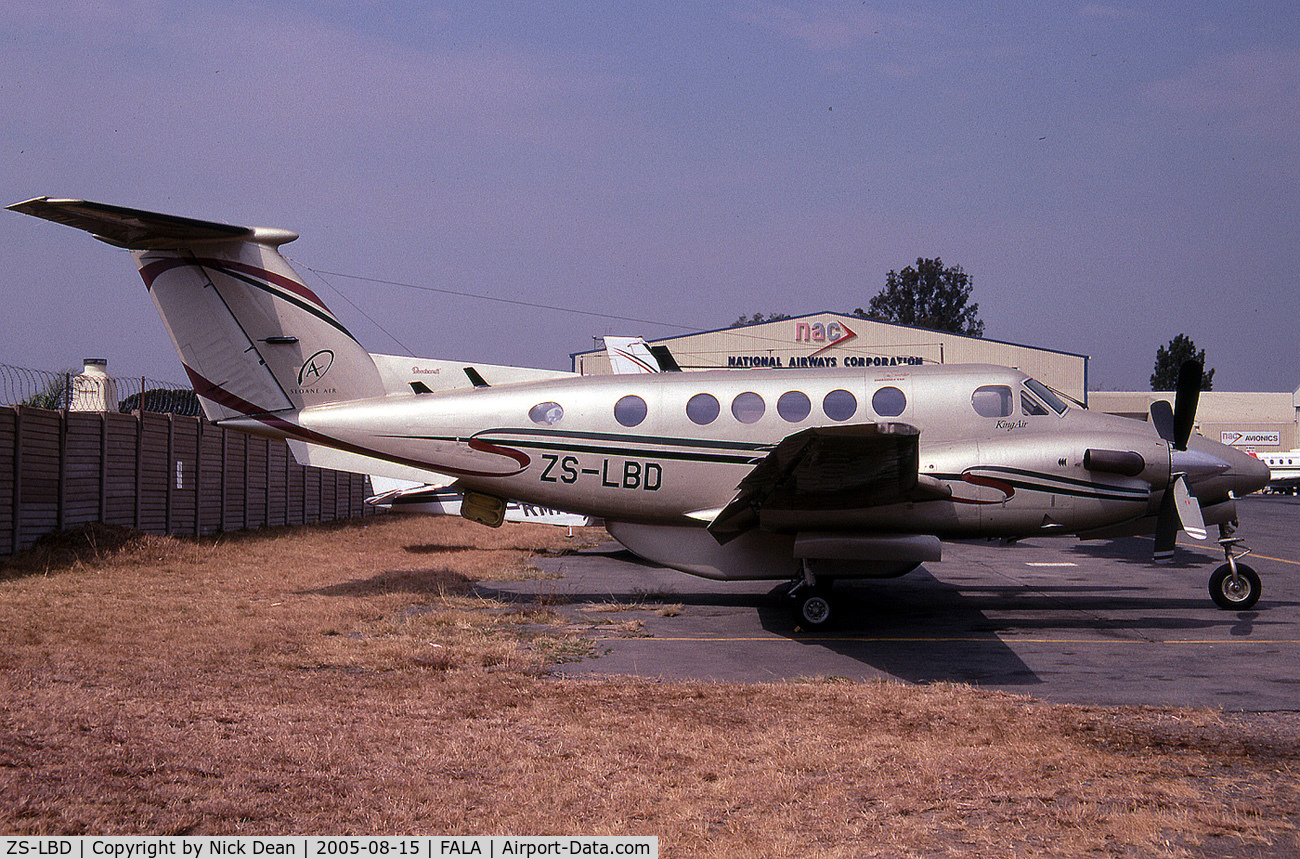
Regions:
[[972, 385, 1013, 418], [823, 389, 857, 421], [686, 393, 720, 425], [731, 392, 766, 424], [614, 394, 648, 427], [872, 386, 907, 418], [777, 391, 812, 422]]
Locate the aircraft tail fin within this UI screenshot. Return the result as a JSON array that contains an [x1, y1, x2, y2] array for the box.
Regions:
[[8, 197, 386, 421], [603, 336, 663, 374]]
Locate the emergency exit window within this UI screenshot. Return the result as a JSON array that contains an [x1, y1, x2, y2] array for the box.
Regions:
[[972, 385, 1013, 418]]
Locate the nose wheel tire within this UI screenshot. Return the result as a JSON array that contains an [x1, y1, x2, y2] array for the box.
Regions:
[[1209, 563, 1261, 610]]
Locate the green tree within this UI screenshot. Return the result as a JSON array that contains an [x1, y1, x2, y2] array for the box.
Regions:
[[20, 369, 74, 409], [854, 257, 984, 336], [1151, 334, 1215, 391], [117, 388, 202, 416], [730, 312, 792, 328]]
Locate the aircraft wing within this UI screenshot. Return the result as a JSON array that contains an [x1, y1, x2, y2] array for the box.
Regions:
[[708, 423, 944, 542]]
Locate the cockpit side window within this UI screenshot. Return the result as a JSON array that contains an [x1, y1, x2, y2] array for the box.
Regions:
[[1020, 391, 1050, 416], [972, 385, 1013, 418], [1024, 378, 1068, 415]]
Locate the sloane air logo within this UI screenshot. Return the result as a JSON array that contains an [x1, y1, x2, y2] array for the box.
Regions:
[[298, 350, 335, 386]]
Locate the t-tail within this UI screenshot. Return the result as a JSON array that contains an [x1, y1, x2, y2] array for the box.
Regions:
[[7, 197, 386, 422]]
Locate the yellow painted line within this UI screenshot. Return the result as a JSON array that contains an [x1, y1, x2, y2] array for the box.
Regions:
[[1176, 540, 1300, 567], [1241, 551, 1300, 568]]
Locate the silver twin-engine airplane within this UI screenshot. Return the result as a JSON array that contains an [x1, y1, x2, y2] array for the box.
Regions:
[[8, 197, 1273, 628]]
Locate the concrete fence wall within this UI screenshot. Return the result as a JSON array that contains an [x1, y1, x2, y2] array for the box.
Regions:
[[1, 405, 374, 555]]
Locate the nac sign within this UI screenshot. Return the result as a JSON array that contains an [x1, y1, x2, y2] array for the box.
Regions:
[[1222, 431, 1281, 446], [795, 320, 856, 354]]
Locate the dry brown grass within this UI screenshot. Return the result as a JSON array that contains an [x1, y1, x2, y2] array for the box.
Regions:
[[1, 516, 1297, 857]]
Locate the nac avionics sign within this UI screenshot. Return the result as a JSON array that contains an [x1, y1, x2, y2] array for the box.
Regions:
[[1222, 431, 1281, 446]]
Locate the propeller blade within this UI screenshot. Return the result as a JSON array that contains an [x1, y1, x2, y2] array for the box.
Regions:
[[1154, 474, 1207, 561], [1154, 489, 1179, 560], [1170, 473, 1207, 540], [1149, 400, 1175, 444], [1172, 360, 1202, 450], [1153, 360, 1207, 560]]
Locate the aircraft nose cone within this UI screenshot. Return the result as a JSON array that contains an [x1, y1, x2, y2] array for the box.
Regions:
[[1230, 448, 1273, 495], [1180, 438, 1272, 500]]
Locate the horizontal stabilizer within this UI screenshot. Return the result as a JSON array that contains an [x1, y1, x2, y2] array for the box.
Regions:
[[286, 440, 455, 485], [5, 197, 291, 249]]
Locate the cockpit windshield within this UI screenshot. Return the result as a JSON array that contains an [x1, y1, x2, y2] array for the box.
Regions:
[[1023, 378, 1068, 415]]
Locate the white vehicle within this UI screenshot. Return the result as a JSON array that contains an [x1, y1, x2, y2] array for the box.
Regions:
[[9, 197, 1272, 627]]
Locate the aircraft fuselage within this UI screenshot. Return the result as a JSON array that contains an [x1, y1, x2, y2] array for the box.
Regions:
[[226, 362, 1264, 555]]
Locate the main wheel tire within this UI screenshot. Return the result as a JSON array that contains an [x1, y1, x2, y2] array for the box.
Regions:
[[1209, 563, 1261, 610], [798, 592, 833, 630]]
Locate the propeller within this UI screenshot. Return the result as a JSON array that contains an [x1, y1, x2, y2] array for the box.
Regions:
[[1152, 360, 1206, 560]]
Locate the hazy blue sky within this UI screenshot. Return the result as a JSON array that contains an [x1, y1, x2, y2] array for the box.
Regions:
[[3, 1, 1297, 392]]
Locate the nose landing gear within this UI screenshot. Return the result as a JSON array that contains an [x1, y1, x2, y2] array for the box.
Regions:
[[1209, 528, 1261, 610]]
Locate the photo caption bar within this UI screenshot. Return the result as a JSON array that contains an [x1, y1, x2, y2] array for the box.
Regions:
[[0, 838, 657, 859]]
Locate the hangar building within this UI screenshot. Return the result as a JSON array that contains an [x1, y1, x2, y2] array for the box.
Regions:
[[572, 311, 1300, 456], [571, 311, 1091, 403], [1090, 388, 1300, 455]]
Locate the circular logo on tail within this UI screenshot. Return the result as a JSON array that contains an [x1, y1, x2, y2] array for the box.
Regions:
[[298, 350, 335, 385]]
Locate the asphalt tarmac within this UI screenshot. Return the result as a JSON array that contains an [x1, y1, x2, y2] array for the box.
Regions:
[[488, 495, 1300, 709]]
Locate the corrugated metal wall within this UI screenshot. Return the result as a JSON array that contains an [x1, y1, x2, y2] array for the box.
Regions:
[[1, 405, 374, 555]]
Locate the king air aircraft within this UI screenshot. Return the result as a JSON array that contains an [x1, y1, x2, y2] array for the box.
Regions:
[[9, 197, 1273, 628]]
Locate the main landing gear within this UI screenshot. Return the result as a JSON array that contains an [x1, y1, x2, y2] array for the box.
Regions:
[[1209, 530, 1261, 610], [788, 560, 835, 630]]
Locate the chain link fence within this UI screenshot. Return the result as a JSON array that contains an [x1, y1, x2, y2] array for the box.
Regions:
[[0, 362, 200, 416]]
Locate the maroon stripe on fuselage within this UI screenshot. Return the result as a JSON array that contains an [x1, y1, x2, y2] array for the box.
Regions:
[[183, 364, 530, 479], [951, 472, 1016, 505]]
